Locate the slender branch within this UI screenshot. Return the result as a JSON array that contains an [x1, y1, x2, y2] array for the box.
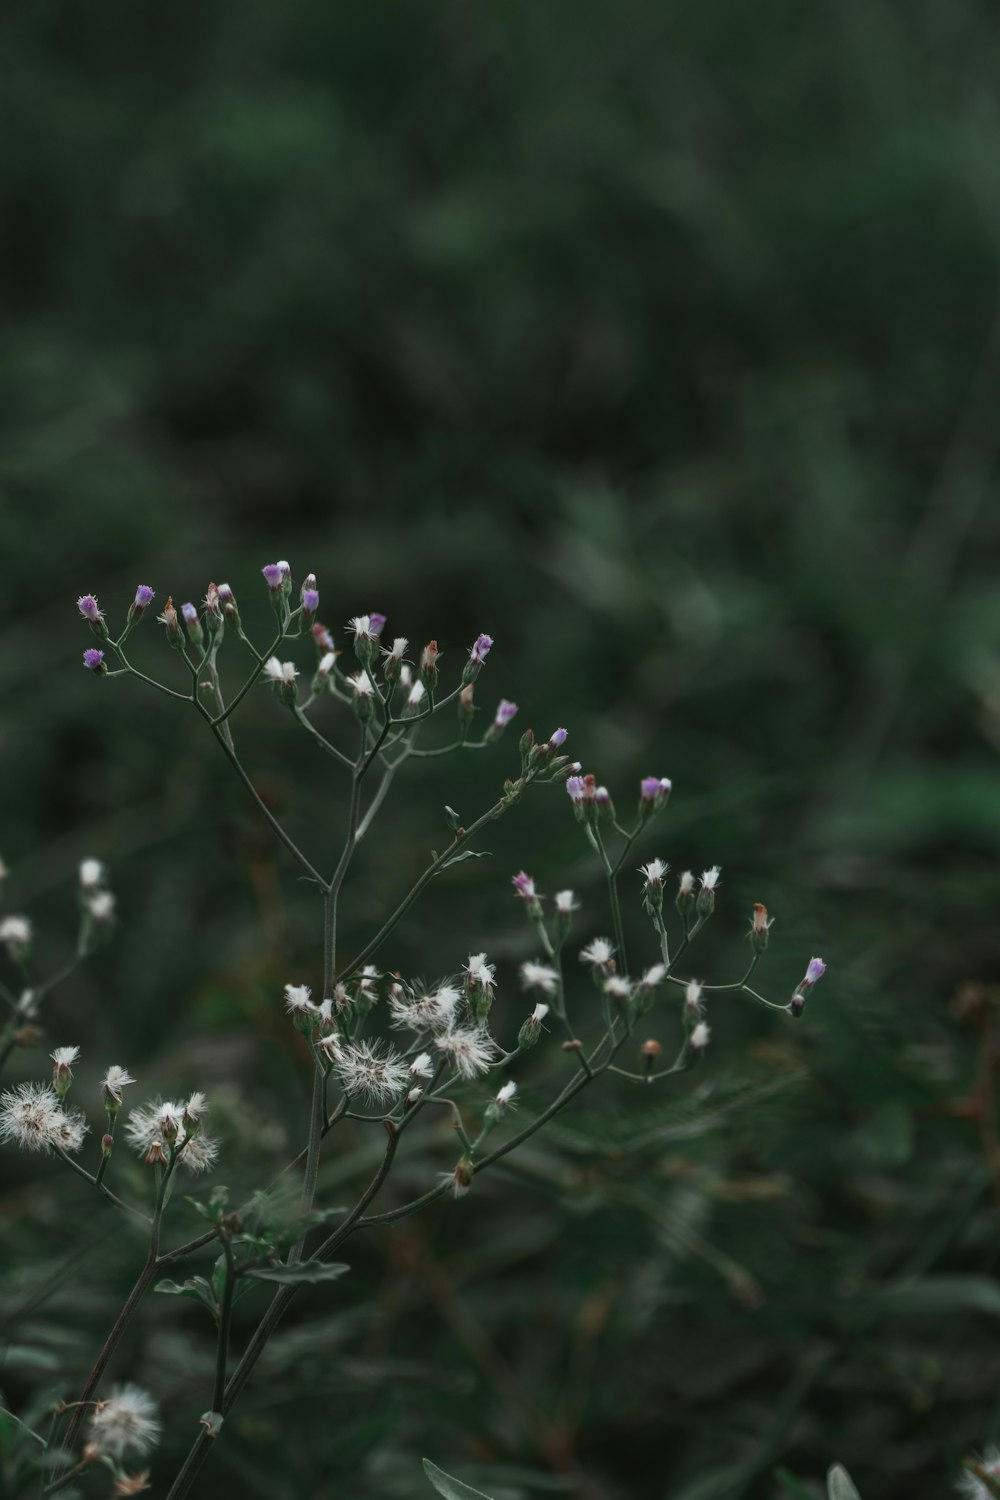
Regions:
[[212, 1231, 237, 1414]]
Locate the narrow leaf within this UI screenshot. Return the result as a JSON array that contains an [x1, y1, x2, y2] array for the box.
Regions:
[[423, 1458, 496, 1500], [243, 1260, 351, 1286], [827, 1464, 862, 1500]]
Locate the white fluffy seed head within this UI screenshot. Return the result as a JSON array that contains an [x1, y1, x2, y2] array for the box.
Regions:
[[434, 1027, 498, 1080], [579, 938, 614, 968], [87, 1384, 161, 1461], [0, 1083, 81, 1153], [333, 1041, 409, 1105]]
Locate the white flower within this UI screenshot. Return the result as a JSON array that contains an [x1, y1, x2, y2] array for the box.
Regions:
[[125, 1100, 184, 1151], [407, 680, 426, 708], [51, 1045, 80, 1069], [317, 650, 338, 677], [494, 1080, 517, 1110], [283, 983, 315, 1019], [0, 1083, 64, 1151], [520, 960, 559, 994], [263, 657, 298, 684], [580, 937, 614, 968], [180, 1134, 219, 1173], [409, 1051, 434, 1079], [51, 1110, 87, 1153], [440, 1160, 473, 1198], [125, 1098, 217, 1171], [958, 1449, 1000, 1500], [465, 953, 496, 991], [87, 890, 116, 924], [183, 1091, 208, 1124], [385, 636, 408, 660], [0, 915, 32, 957], [102, 1065, 136, 1106], [389, 984, 460, 1034], [690, 1021, 711, 1050], [348, 615, 375, 639], [334, 1041, 409, 1105], [678, 871, 695, 895], [79, 858, 105, 891], [684, 980, 704, 1013], [399, 663, 413, 689], [434, 1027, 498, 1080], [88, 1384, 161, 1461], [316, 1031, 344, 1064], [554, 890, 579, 915], [700, 866, 721, 891], [316, 998, 335, 1028], [639, 964, 667, 989], [530, 1002, 550, 1024], [604, 975, 632, 1001], [348, 670, 375, 697], [639, 859, 668, 887], [406, 1086, 423, 1103]]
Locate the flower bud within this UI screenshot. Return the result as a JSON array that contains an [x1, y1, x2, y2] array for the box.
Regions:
[[217, 582, 240, 625], [639, 776, 672, 820], [518, 1002, 549, 1048], [129, 585, 155, 622], [462, 633, 493, 684], [486, 699, 518, 742], [750, 903, 773, 953], [77, 594, 109, 640], [180, 602, 205, 650], [203, 583, 224, 637], [82, 648, 107, 675], [101, 1133, 114, 1158], [696, 866, 720, 918], [158, 598, 185, 652], [301, 575, 319, 618], [420, 640, 440, 688], [641, 1038, 662, 1074], [458, 683, 475, 720]]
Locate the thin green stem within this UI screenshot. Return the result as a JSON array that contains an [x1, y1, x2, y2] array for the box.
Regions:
[[212, 1231, 237, 1414]]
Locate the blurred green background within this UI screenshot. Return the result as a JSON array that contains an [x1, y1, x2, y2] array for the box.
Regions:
[[3, 0, 1000, 1496]]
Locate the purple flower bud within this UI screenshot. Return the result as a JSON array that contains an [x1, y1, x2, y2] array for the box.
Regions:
[[302, 589, 319, 615], [82, 648, 105, 672], [133, 585, 155, 610], [548, 727, 568, 748], [368, 612, 387, 638], [181, 602, 198, 625], [494, 699, 518, 727], [262, 563, 284, 591], [217, 583, 234, 603], [805, 957, 826, 985], [594, 786, 611, 806], [470, 633, 493, 665], [511, 871, 538, 901], [640, 776, 662, 802], [77, 595, 102, 623], [566, 776, 586, 802]]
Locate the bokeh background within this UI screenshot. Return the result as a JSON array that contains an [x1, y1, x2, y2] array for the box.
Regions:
[[3, 1, 1000, 1497]]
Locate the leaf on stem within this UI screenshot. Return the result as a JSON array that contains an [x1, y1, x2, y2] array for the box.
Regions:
[[423, 1459, 496, 1500], [242, 1260, 351, 1285]]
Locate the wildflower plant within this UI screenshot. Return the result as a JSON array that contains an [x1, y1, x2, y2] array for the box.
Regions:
[[0, 562, 827, 1497]]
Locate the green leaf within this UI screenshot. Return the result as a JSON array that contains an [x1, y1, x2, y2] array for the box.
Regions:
[[243, 1260, 351, 1285], [874, 1274, 1000, 1320], [438, 850, 492, 870], [153, 1276, 218, 1315], [827, 1464, 862, 1500], [423, 1458, 496, 1500], [444, 805, 462, 830]]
